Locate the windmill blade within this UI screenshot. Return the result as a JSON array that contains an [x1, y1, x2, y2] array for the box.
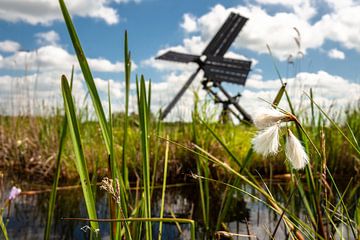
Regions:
[[203, 67, 249, 85], [206, 55, 251, 69], [156, 51, 199, 63], [202, 13, 248, 57], [160, 67, 201, 120], [203, 57, 251, 85]]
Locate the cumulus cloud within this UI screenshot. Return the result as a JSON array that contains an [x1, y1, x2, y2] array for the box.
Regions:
[[0, 0, 139, 25], [150, 1, 360, 61], [35, 31, 60, 46], [180, 13, 198, 33], [327, 48, 345, 60], [242, 71, 360, 117], [0, 72, 86, 115], [0, 40, 21, 53], [0, 71, 129, 116], [254, 0, 317, 20], [0, 44, 128, 73]]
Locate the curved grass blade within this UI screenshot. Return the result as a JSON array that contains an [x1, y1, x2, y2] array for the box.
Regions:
[[44, 66, 74, 240], [61, 75, 99, 232], [0, 209, 9, 240], [59, 0, 111, 153], [157, 136, 170, 240]]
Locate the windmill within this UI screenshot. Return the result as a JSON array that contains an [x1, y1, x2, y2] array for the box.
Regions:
[[156, 12, 253, 123]]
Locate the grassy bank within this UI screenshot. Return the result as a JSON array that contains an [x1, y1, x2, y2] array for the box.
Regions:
[[1, 103, 359, 183]]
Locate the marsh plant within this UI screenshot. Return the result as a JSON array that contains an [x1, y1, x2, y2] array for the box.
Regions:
[[252, 108, 309, 169]]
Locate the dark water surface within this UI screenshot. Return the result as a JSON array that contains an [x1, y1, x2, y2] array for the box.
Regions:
[[0, 174, 357, 239]]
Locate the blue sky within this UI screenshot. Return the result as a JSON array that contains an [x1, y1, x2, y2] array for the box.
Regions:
[[0, 0, 359, 120]]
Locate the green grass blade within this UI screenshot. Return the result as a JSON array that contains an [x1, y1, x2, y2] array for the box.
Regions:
[[157, 136, 170, 240], [61, 75, 99, 232], [0, 209, 9, 240], [191, 116, 209, 231], [44, 66, 74, 240], [272, 83, 287, 107], [122, 30, 131, 186], [59, 0, 111, 154], [355, 198, 360, 239], [151, 117, 162, 197], [137, 76, 152, 240]]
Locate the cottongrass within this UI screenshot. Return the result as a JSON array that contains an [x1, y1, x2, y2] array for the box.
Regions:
[[253, 108, 290, 129], [252, 108, 309, 170], [285, 129, 309, 170], [252, 124, 280, 156]]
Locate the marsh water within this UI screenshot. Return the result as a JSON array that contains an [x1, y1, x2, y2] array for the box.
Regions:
[[1, 174, 357, 240]]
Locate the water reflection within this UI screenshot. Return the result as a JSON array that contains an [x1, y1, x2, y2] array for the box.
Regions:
[[1, 175, 358, 239]]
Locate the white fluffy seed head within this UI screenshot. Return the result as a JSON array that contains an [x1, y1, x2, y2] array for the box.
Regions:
[[252, 124, 280, 156], [285, 129, 309, 170], [253, 108, 289, 129]]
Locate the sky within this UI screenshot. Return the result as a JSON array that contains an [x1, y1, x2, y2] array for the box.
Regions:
[[0, 0, 359, 121]]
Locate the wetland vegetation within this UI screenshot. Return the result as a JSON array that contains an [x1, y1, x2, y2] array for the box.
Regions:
[[1, 0, 360, 239]]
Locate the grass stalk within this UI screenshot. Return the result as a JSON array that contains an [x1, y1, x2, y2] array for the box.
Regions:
[[61, 75, 99, 232], [122, 30, 131, 186], [0, 208, 9, 240], [136, 76, 152, 240], [157, 136, 170, 240], [191, 114, 209, 231], [59, 0, 111, 154]]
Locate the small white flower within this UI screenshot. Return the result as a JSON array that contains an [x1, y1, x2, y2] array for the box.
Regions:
[[8, 186, 21, 200], [285, 129, 309, 170], [252, 124, 280, 156], [253, 108, 289, 129]]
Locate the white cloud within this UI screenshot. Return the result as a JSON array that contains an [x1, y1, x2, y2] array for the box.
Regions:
[[35, 31, 60, 46], [194, 4, 324, 60], [316, 3, 360, 52], [0, 40, 21, 52], [0, 72, 86, 115], [254, 0, 316, 20], [180, 13, 198, 33], [0, 45, 127, 73], [0, 0, 138, 25], [327, 48, 345, 59], [241, 70, 360, 118], [152, 1, 360, 61], [0, 71, 129, 116]]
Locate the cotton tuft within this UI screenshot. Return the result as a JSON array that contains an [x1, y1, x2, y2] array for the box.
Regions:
[[252, 124, 280, 156], [285, 129, 309, 169]]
